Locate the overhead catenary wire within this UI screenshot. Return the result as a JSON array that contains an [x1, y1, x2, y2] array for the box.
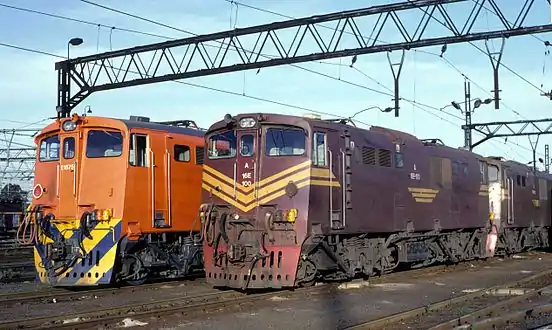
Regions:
[[72, 1, 495, 123], [217, 0, 544, 157], [0, 41, 536, 160], [0, 0, 522, 127], [0, 41, 372, 126], [0, 1, 457, 117], [0, 4, 539, 159], [223, 0, 537, 119], [0, 1, 470, 125]]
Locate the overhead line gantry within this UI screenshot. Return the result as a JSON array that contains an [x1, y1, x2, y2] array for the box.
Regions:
[[56, 0, 552, 119]]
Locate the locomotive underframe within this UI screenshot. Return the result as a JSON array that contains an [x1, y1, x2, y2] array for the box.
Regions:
[[295, 224, 551, 286], [32, 205, 203, 286], [492, 225, 550, 256], [116, 232, 204, 285]]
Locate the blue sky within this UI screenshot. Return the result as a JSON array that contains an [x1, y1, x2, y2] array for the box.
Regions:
[[1, 0, 552, 168]]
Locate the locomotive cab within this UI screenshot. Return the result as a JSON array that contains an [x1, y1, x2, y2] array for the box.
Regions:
[[30, 115, 128, 285], [30, 114, 205, 286], [201, 113, 341, 289]]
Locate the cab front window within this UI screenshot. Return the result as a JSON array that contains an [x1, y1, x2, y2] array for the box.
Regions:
[[86, 130, 123, 158], [208, 130, 237, 159], [39, 135, 60, 162], [265, 127, 306, 156]]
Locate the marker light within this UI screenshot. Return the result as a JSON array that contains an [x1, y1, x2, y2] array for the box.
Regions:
[[239, 117, 256, 128], [62, 120, 77, 132]]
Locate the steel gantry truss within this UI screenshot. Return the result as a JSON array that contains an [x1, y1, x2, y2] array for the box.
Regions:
[[56, 0, 552, 118], [463, 118, 552, 150], [0, 129, 39, 192], [463, 118, 552, 173]]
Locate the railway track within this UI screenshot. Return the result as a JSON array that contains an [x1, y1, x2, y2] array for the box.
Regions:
[[0, 261, 35, 283], [0, 283, 322, 329], [0, 252, 544, 330], [0, 261, 446, 308], [345, 267, 552, 329], [0, 277, 210, 306]]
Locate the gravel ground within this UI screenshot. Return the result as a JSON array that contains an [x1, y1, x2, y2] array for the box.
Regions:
[[137, 251, 552, 330], [0, 278, 215, 323], [0, 278, 44, 293], [383, 272, 552, 329]]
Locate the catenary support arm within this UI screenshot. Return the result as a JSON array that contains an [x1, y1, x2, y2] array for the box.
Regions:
[[463, 119, 552, 150], [56, 0, 550, 117]]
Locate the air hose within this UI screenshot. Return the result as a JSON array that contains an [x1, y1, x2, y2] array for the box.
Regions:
[[203, 205, 216, 247], [77, 211, 92, 256], [16, 205, 37, 245]]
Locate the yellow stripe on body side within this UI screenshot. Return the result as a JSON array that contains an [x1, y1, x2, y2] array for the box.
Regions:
[[205, 178, 337, 212], [408, 187, 439, 203], [203, 162, 342, 212], [203, 160, 312, 194]]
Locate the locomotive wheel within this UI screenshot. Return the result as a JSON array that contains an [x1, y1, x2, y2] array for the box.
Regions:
[[296, 259, 317, 287], [121, 255, 148, 286]]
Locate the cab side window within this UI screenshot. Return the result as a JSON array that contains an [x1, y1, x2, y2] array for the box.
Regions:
[[129, 133, 148, 167], [196, 146, 204, 165], [174, 145, 190, 162], [312, 132, 327, 167], [478, 160, 488, 184]]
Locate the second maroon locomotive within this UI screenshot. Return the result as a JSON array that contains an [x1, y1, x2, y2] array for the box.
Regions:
[[199, 113, 551, 290]]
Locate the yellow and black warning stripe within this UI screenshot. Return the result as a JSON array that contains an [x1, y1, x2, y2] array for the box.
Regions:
[[34, 218, 122, 286]]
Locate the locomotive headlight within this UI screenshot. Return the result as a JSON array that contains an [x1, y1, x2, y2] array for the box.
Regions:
[[62, 120, 77, 132], [95, 208, 113, 221], [286, 208, 298, 223], [239, 117, 256, 128]]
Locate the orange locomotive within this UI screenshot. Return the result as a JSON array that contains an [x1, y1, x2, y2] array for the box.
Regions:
[[20, 114, 205, 286]]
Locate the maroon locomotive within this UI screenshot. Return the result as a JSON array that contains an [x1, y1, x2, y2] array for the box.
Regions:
[[199, 113, 551, 290]]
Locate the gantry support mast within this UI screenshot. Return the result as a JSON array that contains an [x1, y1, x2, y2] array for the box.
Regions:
[[56, 0, 552, 118]]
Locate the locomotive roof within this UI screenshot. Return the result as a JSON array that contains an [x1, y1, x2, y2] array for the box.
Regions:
[[120, 118, 205, 137], [208, 112, 485, 156], [35, 115, 205, 139]]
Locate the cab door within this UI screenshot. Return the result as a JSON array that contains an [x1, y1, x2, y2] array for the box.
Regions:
[[504, 166, 515, 225], [314, 127, 345, 230], [127, 132, 151, 229], [164, 135, 188, 228], [57, 132, 80, 218], [150, 132, 168, 228], [487, 163, 503, 228]]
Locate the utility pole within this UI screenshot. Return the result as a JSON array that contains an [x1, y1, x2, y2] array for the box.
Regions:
[[447, 79, 492, 150], [529, 135, 540, 174], [464, 80, 472, 150], [545, 144, 550, 173]]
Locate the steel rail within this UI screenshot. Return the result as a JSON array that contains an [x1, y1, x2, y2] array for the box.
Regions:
[[462, 303, 552, 329], [429, 283, 552, 329], [1, 285, 320, 329], [0, 277, 209, 305], [0, 259, 475, 329], [345, 267, 552, 329]]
